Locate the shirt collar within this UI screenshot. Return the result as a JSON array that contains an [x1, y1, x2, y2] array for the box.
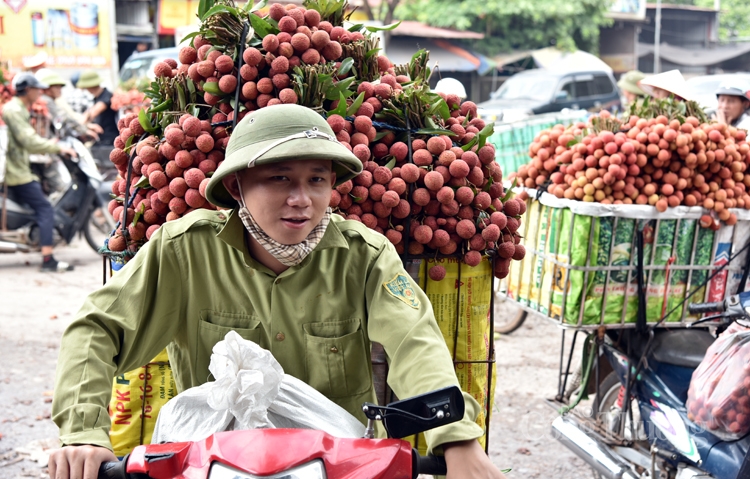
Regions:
[[216, 209, 349, 266]]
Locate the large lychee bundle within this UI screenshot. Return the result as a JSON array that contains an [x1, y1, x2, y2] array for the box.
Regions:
[[513, 102, 750, 229], [328, 95, 526, 281]]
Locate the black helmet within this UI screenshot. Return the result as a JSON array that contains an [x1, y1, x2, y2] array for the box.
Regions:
[[715, 79, 750, 101], [13, 72, 49, 95]]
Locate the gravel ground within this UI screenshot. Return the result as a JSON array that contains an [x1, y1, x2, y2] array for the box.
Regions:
[[0, 239, 594, 478]]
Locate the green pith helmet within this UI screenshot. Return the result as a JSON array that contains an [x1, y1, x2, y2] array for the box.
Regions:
[[37, 71, 67, 87], [206, 104, 363, 208], [617, 70, 646, 96], [76, 71, 102, 88]]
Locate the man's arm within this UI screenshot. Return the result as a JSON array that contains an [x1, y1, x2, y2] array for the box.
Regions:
[[3, 107, 61, 155], [364, 243, 507, 478], [52, 225, 185, 450], [364, 241, 484, 449], [83, 101, 107, 123]]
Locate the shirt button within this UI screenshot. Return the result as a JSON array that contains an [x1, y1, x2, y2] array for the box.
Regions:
[[276, 332, 285, 341], [275, 278, 282, 284], [217, 213, 226, 220], [330, 346, 338, 353]]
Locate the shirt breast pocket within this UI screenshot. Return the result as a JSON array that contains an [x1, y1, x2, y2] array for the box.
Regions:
[[303, 318, 371, 399], [197, 311, 263, 373]]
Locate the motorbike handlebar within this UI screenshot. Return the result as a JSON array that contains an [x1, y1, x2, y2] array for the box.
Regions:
[[412, 451, 447, 478], [688, 301, 726, 315], [98, 459, 129, 479]]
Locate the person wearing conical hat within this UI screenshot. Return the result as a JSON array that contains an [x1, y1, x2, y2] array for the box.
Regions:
[[49, 104, 508, 479], [639, 69, 694, 102]]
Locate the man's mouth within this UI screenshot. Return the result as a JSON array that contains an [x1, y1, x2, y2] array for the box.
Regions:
[[281, 217, 310, 228]]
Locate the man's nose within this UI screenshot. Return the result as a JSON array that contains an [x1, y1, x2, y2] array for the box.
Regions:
[[287, 185, 312, 207]]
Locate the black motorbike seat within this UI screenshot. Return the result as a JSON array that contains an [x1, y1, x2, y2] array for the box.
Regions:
[[649, 329, 715, 369]]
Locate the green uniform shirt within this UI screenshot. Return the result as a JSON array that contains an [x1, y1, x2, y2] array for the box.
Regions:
[[52, 209, 484, 452], [1, 96, 61, 186]]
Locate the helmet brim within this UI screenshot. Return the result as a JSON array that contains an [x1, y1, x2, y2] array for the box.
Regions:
[[205, 135, 363, 209]]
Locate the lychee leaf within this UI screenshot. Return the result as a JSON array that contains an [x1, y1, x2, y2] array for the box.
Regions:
[[138, 109, 156, 134], [329, 92, 348, 117], [384, 157, 396, 170], [180, 31, 199, 45], [365, 48, 380, 60], [337, 58, 355, 77], [366, 21, 401, 32], [134, 175, 151, 189], [203, 81, 222, 96], [476, 123, 494, 150], [373, 130, 390, 141], [133, 203, 145, 227], [461, 135, 478, 152], [248, 12, 277, 38], [347, 23, 364, 33], [176, 83, 187, 111], [244, 0, 266, 13], [197, 0, 215, 20], [346, 92, 366, 117], [501, 178, 517, 202], [200, 4, 235, 22]]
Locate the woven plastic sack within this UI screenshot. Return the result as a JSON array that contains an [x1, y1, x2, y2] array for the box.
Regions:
[[686, 322, 750, 440]]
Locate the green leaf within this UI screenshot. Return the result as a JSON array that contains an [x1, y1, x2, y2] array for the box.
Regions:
[[365, 48, 380, 60], [346, 91, 366, 117], [347, 23, 364, 32], [138, 109, 156, 134], [181, 31, 199, 45], [384, 157, 397, 169], [133, 202, 145, 226], [324, 77, 356, 100], [365, 20, 401, 32], [461, 135, 478, 151], [501, 178, 517, 202], [200, 4, 235, 21], [329, 91, 348, 117], [248, 12, 278, 38], [374, 130, 390, 141], [415, 128, 456, 136], [202, 81, 222, 95], [197, 0, 215, 20], [476, 122, 494, 150], [124, 134, 134, 152], [186, 78, 196, 95], [244, 0, 267, 12], [337, 57, 355, 76], [176, 83, 187, 111], [149, 98, 173, 113], [134, 175, 151, 189]]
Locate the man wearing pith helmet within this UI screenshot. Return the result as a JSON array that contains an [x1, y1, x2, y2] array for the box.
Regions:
[[49, 104, 507, 478]]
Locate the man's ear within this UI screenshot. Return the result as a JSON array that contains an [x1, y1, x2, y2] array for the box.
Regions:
[[330, 171, 337, 188], [222, 173, 243, 202]]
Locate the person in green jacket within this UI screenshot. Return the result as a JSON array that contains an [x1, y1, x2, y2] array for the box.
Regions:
[[48, 104, 507, 479], [2, 72, 77, 271]]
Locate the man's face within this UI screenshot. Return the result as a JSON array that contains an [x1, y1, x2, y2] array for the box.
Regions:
[[718, 95, 748, 123], [623, 90, 638, 104], [227, 159, 335, 245], [46, 85, 63, 99], [25, 87, 42, 103]]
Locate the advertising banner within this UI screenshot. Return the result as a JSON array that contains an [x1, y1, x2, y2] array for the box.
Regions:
[[0, 0, 115, 70]]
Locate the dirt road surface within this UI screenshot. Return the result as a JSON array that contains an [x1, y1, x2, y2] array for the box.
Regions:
[[0, 238, 591, 478]]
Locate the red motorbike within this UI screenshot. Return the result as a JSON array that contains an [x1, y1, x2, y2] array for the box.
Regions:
[[99, 386, 462, 479]]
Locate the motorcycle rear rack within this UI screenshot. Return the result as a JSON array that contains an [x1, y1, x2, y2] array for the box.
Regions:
[[545, 397, 632, 448]]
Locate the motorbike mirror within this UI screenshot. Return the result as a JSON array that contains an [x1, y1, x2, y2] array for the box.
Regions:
[[362, 386, 464, 439]]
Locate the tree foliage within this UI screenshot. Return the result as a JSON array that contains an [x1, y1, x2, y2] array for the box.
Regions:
[[394, 0, 612, 55]]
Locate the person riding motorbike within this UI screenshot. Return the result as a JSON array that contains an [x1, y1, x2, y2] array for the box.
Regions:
[[714, 79, 750, 130], [48, 105, 507, 479], [1, 72, 77, 271]]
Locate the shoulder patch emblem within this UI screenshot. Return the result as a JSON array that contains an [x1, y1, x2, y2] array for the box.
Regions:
[[383, 274, 420, 309]]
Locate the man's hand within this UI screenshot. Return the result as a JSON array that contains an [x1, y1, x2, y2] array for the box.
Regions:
[[59, 146, 78, 158], [48, 445, 117, 479], [87, 123, 104, 134], [444, 439, 508, 479], [716, 109, 727, 125]]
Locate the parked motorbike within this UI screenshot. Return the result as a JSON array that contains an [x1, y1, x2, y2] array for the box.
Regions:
[[97, 386, 463, 479], [553, 293, 750, 479], [0, 133, 115, 254]]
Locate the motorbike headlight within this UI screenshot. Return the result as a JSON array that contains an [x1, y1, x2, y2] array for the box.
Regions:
[[208, 460, 327, 479]]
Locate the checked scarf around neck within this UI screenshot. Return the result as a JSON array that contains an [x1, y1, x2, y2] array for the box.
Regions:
[[235, 175, 331, 267]]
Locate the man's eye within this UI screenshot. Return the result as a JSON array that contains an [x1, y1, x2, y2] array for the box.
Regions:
[[311, 177, 326, 183], [270, 176, 288, 181]]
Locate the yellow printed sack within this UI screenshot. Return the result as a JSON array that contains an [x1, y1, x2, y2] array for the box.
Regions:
[[403, 257, 497, 454], [108, 349, 177, 457]]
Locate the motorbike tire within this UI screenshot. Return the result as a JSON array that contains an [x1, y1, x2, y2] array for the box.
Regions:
[[493, 292, 528, 334], [84, 205, 115, 253], [591, 371, 622, 418]]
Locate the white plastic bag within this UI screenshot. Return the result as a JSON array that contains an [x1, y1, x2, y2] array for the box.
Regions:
[[152, 331, 365, 444]]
